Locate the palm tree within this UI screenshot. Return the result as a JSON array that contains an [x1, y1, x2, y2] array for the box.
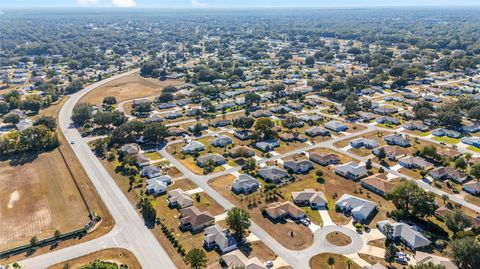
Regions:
[[327, 257, 336, 269], [344, 259, 352, 269]]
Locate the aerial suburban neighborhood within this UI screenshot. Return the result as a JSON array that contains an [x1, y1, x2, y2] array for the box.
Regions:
[[1, 2, 480, 269]]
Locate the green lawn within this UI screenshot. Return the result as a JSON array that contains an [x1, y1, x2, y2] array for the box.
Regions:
[[419, 131, 431, 137], [376, 123, 399, 129], [467, 146, 480, 153], [144, 151, 162, 161], [432, 136, 460, 144], [302, 206, 323, 225]]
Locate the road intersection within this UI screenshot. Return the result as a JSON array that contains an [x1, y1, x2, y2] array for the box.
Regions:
[[16, 70, 480, 269]]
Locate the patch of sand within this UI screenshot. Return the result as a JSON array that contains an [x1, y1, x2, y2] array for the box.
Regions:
[[7, 190, 20, 209]]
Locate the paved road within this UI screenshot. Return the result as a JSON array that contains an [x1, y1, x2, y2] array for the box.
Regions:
[[158, 126, 377, 268], [20, 70, 177, 269]]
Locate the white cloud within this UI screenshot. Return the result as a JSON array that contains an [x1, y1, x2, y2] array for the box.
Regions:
[[76, 0, 99, 6], [112, 0, 136, 7], [192, 0, 207, 7]]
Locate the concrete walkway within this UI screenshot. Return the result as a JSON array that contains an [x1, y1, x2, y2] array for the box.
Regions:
[[344, 253, 371, 268], [186, 187, 203, 195], [358, 245, 385, 258], [319, 209, 335, 226]]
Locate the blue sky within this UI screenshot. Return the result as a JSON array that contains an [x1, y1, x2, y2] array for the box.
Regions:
[[2, 0, 480, 8]]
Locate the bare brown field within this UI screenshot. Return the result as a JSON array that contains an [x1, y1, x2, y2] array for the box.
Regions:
[[1, 96, 114, 263], [48, 248, 141, 269], [79, 73, 184, 106], [310, 253, 361, 269], [0, 151, 90, 250]]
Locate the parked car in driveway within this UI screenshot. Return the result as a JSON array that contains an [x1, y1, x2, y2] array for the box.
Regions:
[[300, 218, 310, 226]]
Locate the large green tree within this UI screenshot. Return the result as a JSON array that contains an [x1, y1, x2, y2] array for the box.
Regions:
[[451, 237, 480, 269], [226, 207, 251, 239], [386, 180, 438, 218], [254, 117, 276, 140], [185, 248, 207, 269], [443, 209, 473, 236], [72, 103, 93, 126]]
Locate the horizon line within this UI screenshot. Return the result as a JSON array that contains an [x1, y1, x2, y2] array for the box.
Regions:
[[2, 4, 480, 9]]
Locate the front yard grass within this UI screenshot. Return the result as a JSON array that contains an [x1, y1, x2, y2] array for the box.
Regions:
[[144, 151, 162, 161], [310, 253, 361, 269], [467, 145, 480, 153], [432, 136, 460, 145]]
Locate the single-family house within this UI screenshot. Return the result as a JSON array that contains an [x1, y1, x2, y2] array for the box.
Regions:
[[186, 108, 202, 116], [197, 153, 227, 167], [16, 119, 33, 131], [463, 181, 480, 195], [182, 141, 205, 154], [291, 189, 327, 209], [231, 174, 260, 194], [461, 137, 480, 147], [398, 156, 434, 170], [234, 130, 253, 140], [384, 134, 410, 147], [168, 188, 193, 208], [211, 119, 231, 128], [141, 165, 162, 178], [374, 106, 398, 115], [188, 123, 208, 133], [165, 111, 183, 119], [212, 135, 233, 147], [377, 220, 431, 250], [300, 114, 323, 124], [265, 201, 305, 220], [356, 111, 378, 122], [145, 114, 164, 123], [350, 138, 379, 149], [146, 178, 168, 195], [255, 140, 279, 152], [228, 146, 255, 158], [429, 167, 469, 184], [415, 251, 458, 269], [360, 174, 394, 197], [204, 225, 238, 253], [335, 162, 368, 180], [372, 145, 407, 161], [168, 127, 187, 137], [251, 110, 273, 118], [179, 206, 215, 232], [305, 127, 330, 137], [135, 153, 150, 167], [325, 120, 348, 132], [436, 148, 461, 159], [119, 143, 140, 155], [221, 250, 266, 269], [376, 116, 400, 125], [258, 166, 291, 184], [432, 128, 461, 138], [336, 194, 377, 223], [403, 121, 429, 132], [309, 153, 341, 166], [284, 160, 314, 174]]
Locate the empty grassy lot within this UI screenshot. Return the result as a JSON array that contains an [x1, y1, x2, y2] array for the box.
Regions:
[[0, 152, 90, 250], [309, 253, 361, 269], [0, 96, 113, 257], [48, 248, 141, 269], [79, 73, 184, 106]]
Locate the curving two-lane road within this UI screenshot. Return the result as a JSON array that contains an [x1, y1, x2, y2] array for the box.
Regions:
[[20, 69, 177, 269]]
